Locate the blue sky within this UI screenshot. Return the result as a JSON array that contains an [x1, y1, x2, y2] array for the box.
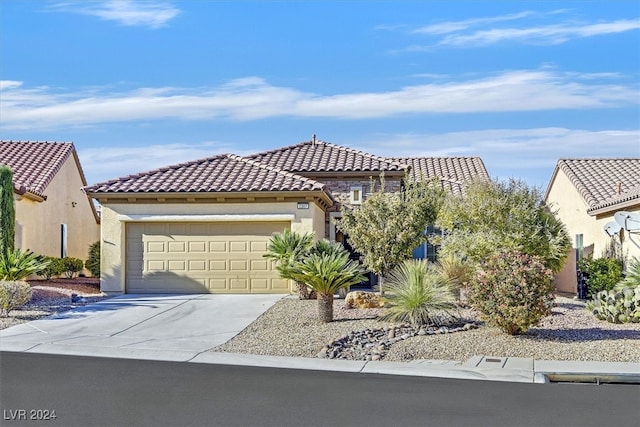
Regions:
[[1, 1, 638, 188]]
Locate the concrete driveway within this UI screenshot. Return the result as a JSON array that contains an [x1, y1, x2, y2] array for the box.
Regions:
[[0, 294, 284, 361]]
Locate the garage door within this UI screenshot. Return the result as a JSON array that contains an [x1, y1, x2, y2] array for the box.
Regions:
[[125, 222, 290, 293]]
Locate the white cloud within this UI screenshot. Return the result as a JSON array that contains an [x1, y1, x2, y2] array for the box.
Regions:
[[79, 141, 250, 184], [413, 11, 535, 35], [0, 81, 23, 90], [403, 9, 640, 49], [49, 1, 181, 29], [1, 70, 637, 130], [358, 128, 640, 187], [437, 19, 640, 47]]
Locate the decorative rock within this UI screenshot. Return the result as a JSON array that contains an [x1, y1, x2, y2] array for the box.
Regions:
[[345, 291, 385, 309], [321, 320, 475, 362]]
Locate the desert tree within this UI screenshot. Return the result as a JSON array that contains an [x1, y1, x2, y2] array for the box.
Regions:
[[336, 175, 445, 294]]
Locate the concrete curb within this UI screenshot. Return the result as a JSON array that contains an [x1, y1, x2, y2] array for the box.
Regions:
[[3, 344, 637, 384], [533, 359, 640, 384]]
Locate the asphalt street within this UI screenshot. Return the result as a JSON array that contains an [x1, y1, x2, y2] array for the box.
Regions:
[[1, 352, 637, 427]]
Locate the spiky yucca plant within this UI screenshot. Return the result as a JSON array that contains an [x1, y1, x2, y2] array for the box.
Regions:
[[0, 249, 51, 281], [289, 250, 366, 323], [381, 259, 456, 326], [434, 253, 474, 301], [264, 230, 314, 299]]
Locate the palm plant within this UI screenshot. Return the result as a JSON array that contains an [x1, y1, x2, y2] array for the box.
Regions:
[[381, 259, 456, 326], [289, 249, 366, 323], [617, 257, 640, 289], [264, 230, 314, 299], [311, 238, 346, 256], [0, 249, 51, 281]]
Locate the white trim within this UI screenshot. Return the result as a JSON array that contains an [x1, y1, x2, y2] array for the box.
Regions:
[[117, 214, 295, 222], [350, 185, 363, 205]]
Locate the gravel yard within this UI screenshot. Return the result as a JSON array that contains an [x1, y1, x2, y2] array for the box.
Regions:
[[212, 296, 640, 363], [4, 282, 638, 364], [0, 278, 110, 330]]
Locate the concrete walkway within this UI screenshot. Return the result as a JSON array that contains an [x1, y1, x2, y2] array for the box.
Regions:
[[1, 295, 638, 384]]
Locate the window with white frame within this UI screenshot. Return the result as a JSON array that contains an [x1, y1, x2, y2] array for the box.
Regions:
[[350, 185, 363, 205]]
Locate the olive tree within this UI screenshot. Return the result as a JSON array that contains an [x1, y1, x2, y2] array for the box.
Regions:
[[437, 178, 571, 273], [336, 176, 445, 294]]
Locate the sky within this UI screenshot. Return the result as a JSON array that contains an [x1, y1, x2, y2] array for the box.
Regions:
[[1, 0, 639, 189]]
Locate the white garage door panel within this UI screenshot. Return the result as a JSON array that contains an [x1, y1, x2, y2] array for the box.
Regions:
[[125, 222, 289, 294]]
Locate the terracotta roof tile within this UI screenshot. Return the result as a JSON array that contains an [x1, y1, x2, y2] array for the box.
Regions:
[[553, 158, 640, 211], [247, 139, 407, 174], [389, 157, 490, 194], [0, 140, 75, 198], [84, 154, 331, 197]]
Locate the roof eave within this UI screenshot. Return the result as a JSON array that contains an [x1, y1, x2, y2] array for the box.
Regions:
[[587, 198, 640, 216], [543, 163, 561, 202], [13, 185, 46, 202], [87, 189, 335, 207]]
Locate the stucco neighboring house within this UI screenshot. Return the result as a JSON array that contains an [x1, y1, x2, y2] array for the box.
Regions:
[[545, 158, 640, 293], [85, 138, 489, 295], [0, 141, 101, 266]]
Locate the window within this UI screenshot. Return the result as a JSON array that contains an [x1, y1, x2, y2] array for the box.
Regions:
[[413, 225, 442, 262], [61, 224, 68, 258], [350, 186, 363, 205]]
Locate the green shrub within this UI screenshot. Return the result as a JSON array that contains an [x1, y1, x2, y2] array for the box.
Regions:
[[578, 257, 624, 296], [61, 257, 84, 278], [0, 249, 51, 281], [36, 257, 65, 280], [85, 241, 100, 277], [468, 250, 554, 335], [586, 286, 640, 324], [380, 259, 456, 326], [0, 280, 32, 317]]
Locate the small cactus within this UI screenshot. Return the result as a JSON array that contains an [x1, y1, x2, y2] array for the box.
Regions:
[[586, 285, 640, 324]]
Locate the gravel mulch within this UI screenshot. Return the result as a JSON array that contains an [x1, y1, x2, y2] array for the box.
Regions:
[[212, 296, 640, 363], [0, 278, 111, 330]]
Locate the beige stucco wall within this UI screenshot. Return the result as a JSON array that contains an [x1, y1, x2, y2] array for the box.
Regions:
[[14, 156, 100, 270], [546, 169, 640, 293], [99, 200, 326, 293]]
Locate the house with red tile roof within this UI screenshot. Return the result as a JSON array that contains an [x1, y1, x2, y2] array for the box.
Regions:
[[0, 141, 100, 270], [85, 138, 489, 294], [545, 158, 640, 293]]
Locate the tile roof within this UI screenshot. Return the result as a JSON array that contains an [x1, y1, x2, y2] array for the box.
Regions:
[[84, 154, 332, 198], [247, 139, 408, 174], [0, 140, 76, 199], [388, 157, 490, 194], [551, 158, 640, 212]]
